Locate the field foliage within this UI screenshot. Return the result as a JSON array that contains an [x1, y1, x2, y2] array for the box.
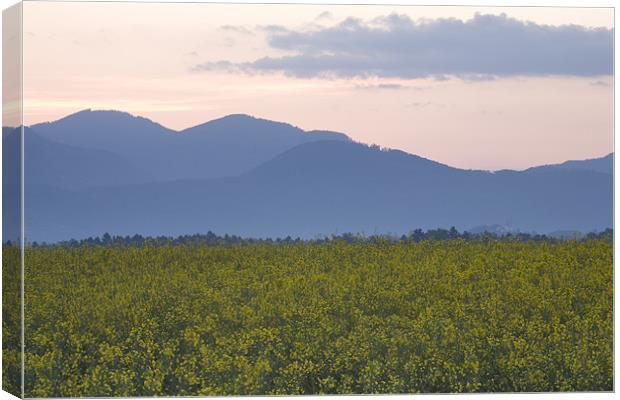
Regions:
[[2, 239, 613, 396]]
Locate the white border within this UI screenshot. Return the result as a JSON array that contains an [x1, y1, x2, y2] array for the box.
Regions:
[[0, 0, 616, 399]]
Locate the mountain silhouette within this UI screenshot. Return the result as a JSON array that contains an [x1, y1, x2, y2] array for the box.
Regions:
[[14, 123, 612, 242], [526, 153, 613, 175], [3, 111, 612, 242], [30, 110, 350, 181], [4, 126, 151, 189]]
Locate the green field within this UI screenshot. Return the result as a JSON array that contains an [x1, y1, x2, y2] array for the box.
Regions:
[[3, 239, 613, 396]]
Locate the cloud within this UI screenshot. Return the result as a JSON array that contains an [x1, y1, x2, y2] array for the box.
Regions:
[[590, 80, 610, 87], [191, 60, 239, 73], [223, 37, 236, 47], [257, 25, 289, 33], [356, 83, 405, 90], [196, 13, 613, 80], [375, 83, 404, 89], [219, 25, 253, 35], [315, 11, 333, 21]]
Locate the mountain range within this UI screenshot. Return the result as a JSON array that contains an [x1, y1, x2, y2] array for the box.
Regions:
[[29, 109, 350, 182], [2, 110, 613, 243]]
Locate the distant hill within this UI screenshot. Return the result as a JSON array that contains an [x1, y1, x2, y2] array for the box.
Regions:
[[3, 128, 20, 243], [30, 109, 176, 153], [3, 111, 612, 242], [4, 126, 151, 189], [526, 153, 613, 175], [30, 110, 350, 181], [21, 139, 613, 243]]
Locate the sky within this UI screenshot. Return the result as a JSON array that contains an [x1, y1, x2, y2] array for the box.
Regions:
[[21, 2, 613, 171]]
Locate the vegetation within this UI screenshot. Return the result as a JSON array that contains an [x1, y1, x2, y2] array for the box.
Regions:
[[4, 238, 613, 396], [2, 244, 21, 397], [26, 227, 614, 248]]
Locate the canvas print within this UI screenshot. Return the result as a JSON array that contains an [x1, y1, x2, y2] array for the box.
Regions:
[[2, 1, 614, 397]]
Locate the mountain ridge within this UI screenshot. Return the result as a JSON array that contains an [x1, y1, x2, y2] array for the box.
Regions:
[[2, 110, 612, 242], [29, 109, 351, 181], [19, 139, 612, 242], [28, 109, 612, 174], [525, 152, 613, 175]]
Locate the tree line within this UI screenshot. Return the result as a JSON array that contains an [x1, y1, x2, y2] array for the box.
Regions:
[[10, 227, 613, 248]]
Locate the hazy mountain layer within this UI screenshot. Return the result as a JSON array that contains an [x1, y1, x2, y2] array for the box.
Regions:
[[16, 135, 612, 242], [30, 110, 350, 181]]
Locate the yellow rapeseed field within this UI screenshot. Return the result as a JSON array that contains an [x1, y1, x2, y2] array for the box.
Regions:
[[2, 239, 613, 396]]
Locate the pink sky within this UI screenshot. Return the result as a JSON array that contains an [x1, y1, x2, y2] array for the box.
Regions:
[[20, 2, 613, 171]]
